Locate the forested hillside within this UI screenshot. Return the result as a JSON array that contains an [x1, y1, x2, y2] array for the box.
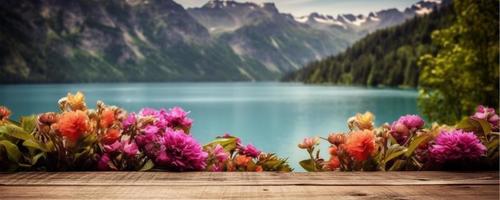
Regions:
[[283, 3, 454, 87]]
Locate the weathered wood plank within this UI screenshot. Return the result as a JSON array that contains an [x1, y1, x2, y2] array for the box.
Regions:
[[0, 185, 497, 200], [0, 172, 498, 186], [0, 172, 497, 199]]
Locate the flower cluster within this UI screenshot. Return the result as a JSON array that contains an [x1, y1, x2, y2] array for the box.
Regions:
[[299, 107, 497, 171], [472, 105, 499, 131], [390, 115, 425, 144], [429, 130, 486, 164], [0, 92, 291, 172], [204, 134, 292, 172]]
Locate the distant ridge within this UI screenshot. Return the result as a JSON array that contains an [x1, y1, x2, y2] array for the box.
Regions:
[[282, 0, 454, 87]]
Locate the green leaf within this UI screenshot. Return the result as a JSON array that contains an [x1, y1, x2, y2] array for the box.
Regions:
[[384, 146, 407, 164], [299, 159, 317, 172], [477, 119, 492, 136], [139, 160, 154, 171], [31, 152, 45, 166], [23, 139, 48, 152], [405, 134, 431, 157], [0, 124, 33, 141], [20, 115, 37, 133], [204, 137, 239, 153], [0, 140, 22, 162]]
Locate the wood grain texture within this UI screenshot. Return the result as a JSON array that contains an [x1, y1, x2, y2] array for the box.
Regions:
[[0, 172, 498, 199]]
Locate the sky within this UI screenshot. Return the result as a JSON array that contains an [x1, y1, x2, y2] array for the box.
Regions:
[[175, 0, 418, 16]]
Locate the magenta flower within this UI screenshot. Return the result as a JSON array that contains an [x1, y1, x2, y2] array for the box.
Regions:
[[104, 140, 122, 152], [213, 144, 229, 163], [154, 128, 208, 171], [122, 141, 139, 157], [391, 115, 425, 144], [206, 144, 229, 172], [472, 105, 499, 130], [166, 107, 193, 133], [97, 154, 111, 171], [429, 129, 486, 164], [239, 144, 261, 158], [139, 108, 168, 129], [143, 125, 160, 135], [397, 115, 425, 130], [123, 113, 136, 129]]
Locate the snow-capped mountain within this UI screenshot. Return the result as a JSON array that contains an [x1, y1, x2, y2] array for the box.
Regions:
[[294, 0, 445, 32], [188, 0, 284, 34]]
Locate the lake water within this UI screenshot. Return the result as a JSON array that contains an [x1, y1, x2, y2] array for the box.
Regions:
[[0, 82, 418, 171]]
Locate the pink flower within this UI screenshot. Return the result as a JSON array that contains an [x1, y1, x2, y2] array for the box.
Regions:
[[166, 107, 193, 133], [104, 140, 122, 152], [123, 113, 136, 129], [143, 125, 159, 135], [397, 115, 425, 130], [472, 105, 499, 130], [139, 108, 168, 129], [213, 144, 229, 163], [239, 144, 261, 158], [150, 128, 207, 171], [122, 141, 138, 157], [391, 115, 425, 144], [429, 129, 486, 164], [97, 154, 111, 171], [298, 137, 319, 150]]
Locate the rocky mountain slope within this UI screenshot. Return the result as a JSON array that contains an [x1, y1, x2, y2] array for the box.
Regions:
[[0, 0, 442, 83]]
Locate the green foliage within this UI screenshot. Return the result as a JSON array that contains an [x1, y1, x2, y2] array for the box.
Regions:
[[0, 117, 44, 171], [298, 159, 317, 172], [284, 5, 455, 87], [418, 0, 499, 124]]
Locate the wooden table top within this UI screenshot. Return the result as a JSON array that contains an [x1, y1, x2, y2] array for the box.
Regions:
[[0, 171, 498, 199]]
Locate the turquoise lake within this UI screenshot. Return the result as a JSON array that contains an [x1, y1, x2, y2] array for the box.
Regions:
[[0, 82, 418, 171]]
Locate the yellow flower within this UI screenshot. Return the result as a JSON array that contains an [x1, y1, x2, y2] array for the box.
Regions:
[[67, 92, 87, 111], [354, 112, 374, 130]]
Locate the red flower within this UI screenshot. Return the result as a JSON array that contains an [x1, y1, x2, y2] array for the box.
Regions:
[[102, 128, 121, 144], [328, 146, 338, 156], [325, 156, 340, 170], [57, 111, 89, 142], [345, 130, 377, 162], [0, 106, 11, 121], [100, 109, 115, 128]]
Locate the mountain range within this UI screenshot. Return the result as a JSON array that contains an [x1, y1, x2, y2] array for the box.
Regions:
[[283, 0, 453, 87], [0, 0, 442, 83]]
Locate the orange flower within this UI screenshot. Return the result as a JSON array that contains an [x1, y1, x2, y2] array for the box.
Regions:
[[324, 156, 340, 170], [298, 137, 319, 150], [255, 165, 263, 172], [226, 161, 236, 172], [0, 106, 11, 121], [57, 110, 89, 142], [235, 155, 252, 167], [328, 146, 338, 156], [327, 133, 346, 145], [102, 128, 121, 144], [345, 130, 377, 162], [100, 109, 115, 128], [67, 92, 87, 111]]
